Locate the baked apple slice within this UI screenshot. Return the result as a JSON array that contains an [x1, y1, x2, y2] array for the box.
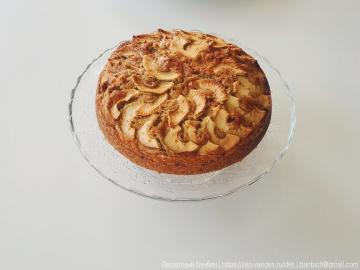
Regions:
[[137, 93, 168, 116], [197, 79, 227, 104], [133, 76, 173, 94], [163, 126, 199, 153], [202, 116, 240, 151], [187, 89, 206, 118], [142, 55, 180, 81], [169, 95, 190, 126], [119, 101, 142, 139], [170, 35, 208, 58], [198, 141, 219, 155], [137, 115, 160, 148]]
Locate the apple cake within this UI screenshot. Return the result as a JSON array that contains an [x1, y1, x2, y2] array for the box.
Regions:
[[96, 29, 271, 174]]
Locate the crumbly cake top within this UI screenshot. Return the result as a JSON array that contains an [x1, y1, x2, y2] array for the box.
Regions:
[[97, 29, 271, 155]]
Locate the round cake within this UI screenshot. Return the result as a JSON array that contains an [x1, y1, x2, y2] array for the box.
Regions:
[[96, 29, 271, 175]]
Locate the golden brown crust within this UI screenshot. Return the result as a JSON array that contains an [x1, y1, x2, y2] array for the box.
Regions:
[[95, 29, 272, 174]]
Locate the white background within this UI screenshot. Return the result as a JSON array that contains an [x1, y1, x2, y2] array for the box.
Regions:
[[1, 0, 359, 269]]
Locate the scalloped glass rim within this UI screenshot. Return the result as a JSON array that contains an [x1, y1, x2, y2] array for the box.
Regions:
[[69, 33, 296, 202]]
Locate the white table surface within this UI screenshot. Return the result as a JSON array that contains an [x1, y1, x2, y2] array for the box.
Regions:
[[1, 0, 359, 269]]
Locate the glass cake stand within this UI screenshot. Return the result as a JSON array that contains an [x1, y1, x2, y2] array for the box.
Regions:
[[68, 36, 296, 201]]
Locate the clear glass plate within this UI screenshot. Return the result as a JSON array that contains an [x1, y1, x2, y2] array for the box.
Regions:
[[69, 36, 296, 201]]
